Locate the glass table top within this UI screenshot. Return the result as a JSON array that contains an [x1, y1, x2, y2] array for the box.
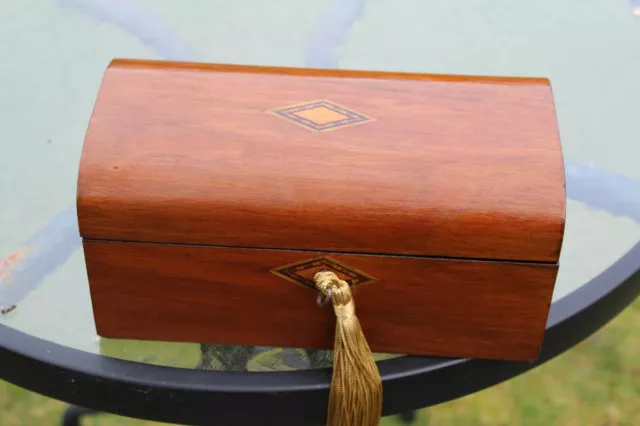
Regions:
[[1, 0, 640, 371]]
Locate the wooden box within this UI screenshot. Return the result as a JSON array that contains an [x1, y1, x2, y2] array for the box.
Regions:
[[77, 59, 565, 361]]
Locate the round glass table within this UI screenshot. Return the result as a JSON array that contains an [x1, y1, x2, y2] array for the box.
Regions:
[[1, 1, 640, 424]]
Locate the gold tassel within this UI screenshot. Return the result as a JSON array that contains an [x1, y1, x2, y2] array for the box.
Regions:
[[314, 271, 383, 426]]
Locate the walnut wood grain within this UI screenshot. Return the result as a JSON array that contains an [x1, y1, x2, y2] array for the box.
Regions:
[[84, 240, 558, 361], [77, 59, 565, 263]]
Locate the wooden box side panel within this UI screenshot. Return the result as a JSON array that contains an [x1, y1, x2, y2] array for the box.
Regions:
[[84, 240, 558, 361]]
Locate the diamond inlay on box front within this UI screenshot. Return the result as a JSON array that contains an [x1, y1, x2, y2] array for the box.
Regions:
[[270, 256, 378, 291]]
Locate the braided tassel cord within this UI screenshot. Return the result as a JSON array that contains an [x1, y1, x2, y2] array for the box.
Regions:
[[314, 271, 382, 426]]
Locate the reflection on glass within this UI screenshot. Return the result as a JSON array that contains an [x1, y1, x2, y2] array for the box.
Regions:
[[0, 208, 80, 311], [55, 0, 198, 60]]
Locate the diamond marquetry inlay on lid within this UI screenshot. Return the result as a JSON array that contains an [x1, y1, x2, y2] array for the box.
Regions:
[[268, 99, 375, 132]]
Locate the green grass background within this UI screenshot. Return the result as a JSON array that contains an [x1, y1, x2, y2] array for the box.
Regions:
[[1, 298, 638, 426]]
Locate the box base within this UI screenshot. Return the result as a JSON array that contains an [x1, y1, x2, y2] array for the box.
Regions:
[[83, 239, 558, 361]]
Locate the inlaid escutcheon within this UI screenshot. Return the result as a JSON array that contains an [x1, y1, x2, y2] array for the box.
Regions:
[[271, 256, 378, 290]]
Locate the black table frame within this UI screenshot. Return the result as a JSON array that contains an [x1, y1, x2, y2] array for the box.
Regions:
[[1, 242, 639, 425]]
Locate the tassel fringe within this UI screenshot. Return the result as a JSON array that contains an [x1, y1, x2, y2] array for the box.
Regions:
[[314, 271, 382, 426]]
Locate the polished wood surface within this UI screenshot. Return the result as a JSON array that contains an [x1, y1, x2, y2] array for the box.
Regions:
[[77, 59, 565, 262], [84, 240, 558, 361]]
